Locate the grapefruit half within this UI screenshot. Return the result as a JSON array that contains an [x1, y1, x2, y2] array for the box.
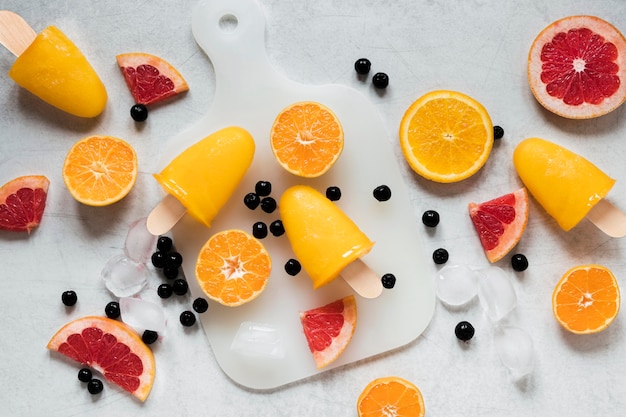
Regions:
[[299, 295, 357, 369], [468, 188, 529, 263], [0, 175, 49, 233], [528, 15, 626, 119], [47, 316, 155, 401]]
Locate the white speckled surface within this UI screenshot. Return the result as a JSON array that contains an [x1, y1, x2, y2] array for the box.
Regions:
[[1, 0, 626, 415]]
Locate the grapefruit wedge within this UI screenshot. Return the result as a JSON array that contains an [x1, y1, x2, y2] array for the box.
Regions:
[[299, 295, 356, 369], [116, 52, 188, 105], [528, 15, 626, 119], [0, 175, 49, 233], [468, 188, 529, 263], [47, 316, 155, 401]]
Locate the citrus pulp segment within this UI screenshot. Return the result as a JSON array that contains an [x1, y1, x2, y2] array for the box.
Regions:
[[468, 188, 529, 263], [299, 295, 356, 369], [357, 376, 425, 417], [116, 52, 189, 105], [399, 90, 494, 183], [0, 175, 49, 233], [528, 15, 626, 119], [195, 229, 272, 307], [270, 101, 344, 178], [47, 316, 155, 401], [62, 135, 138, 206], [552, 265, 620, 334]]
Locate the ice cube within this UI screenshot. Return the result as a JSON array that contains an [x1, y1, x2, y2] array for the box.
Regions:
[[230, 321, 285, 359], [435, 264, 479, 306], [120, 297, 166, 334], [494, 325, 534, 379], [477, 266, 517, 322], [101, 255, 150, 297], [124, 217, 158, 264]]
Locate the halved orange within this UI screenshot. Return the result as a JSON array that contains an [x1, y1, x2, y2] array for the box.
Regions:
[[468, 188, 529, 263], [195, 229, 272, 307], [552, 265, 620, 334], [0, 175, 49, 233], [299, 295, 356, 369], [357, 376, 425, 417], [62, 135, 138, 206], [399, 90, 494, 183], [116, 52, 189, 105], [270, 101, 344, 178], [47, 316, 155, 401]]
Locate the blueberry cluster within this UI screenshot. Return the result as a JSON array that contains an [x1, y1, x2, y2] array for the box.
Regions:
[[354, 58, 389, 89], [77, 368, 104, 395], [243, 180, 284, 239]]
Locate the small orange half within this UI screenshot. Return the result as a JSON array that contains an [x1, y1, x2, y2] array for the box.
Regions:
[[357, 376, 425, 417]]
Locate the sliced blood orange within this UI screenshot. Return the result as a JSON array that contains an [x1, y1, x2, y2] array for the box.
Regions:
[[299, 295, 356, 369], [0, 175, 49, 233], [47, 316, 155, 401], [116, 52, 188, 105], [528, 15, 626, 119], [468, 188, 529, 263], [357, 376, 425, 417]]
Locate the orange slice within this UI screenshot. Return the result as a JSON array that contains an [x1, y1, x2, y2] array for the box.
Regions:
[[0, 175, 49, 233], [299, 295, 356, 369], [47, 316, 156, 401], [399, 90, 493, 183], [62, 135, 138, 206], [116, 52, 189, 105], [468, 188, 529, 263], [528, 16, 626, 119], [195, 229, 272, 307], [270, 101, 344, 178], [552, 265, 620, 334], [357, 376, 425, 417]]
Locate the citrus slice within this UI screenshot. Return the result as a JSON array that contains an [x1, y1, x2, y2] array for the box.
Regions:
[[62, 135, 138, 206], [357, 376, 425, 417], [0, 175, 49, 233], [552, 264, 620, 334], [47, 316, 155, 401], [299, 295, 356, 369], [270, 101, 344, 178], [468, 188, 529, 263], [528, 15, 626, 119], [116, 52, 189, 105], [399, 90, 494, 183], [195, 229, 272, 307]]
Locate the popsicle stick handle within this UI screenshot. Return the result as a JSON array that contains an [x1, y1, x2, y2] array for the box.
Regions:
[[0, 11, 36, 57], [340, 258, 383, 299], [146, 194, 187, 236], [586, 199, 626, 238]]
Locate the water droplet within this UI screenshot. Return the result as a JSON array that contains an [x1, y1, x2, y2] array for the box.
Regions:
[[230, 321, 285, 359], [477, 266, 517, 322], [101, 255, 150, 297], [436, 264, 479, 306], [494, 325, 534, 379]]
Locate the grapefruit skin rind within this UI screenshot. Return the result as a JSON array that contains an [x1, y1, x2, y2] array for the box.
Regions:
[[528, 15, 626, 119], [0, 175, 50, 233]]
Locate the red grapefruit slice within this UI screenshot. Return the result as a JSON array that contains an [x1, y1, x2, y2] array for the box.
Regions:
[[299, 295, 357, 369], [0, 175, 49, 233], [116, 52, 188, 105], [47, 316, 155, 401], [468, 188, 529, 263], [528, 15, 626, 119]]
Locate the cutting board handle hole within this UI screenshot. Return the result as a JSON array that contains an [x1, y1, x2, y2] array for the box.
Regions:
[[219, 14, 239, 33]]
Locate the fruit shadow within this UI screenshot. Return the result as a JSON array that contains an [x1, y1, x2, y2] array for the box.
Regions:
[[555, 314, 623, 353], [71, 197, 134, 238]]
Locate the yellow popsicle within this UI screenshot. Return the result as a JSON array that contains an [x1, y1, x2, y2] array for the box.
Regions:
[[154, 126, 255, 228], [513, 137, 615, 231], [8, 26, 107, 118], [279, 185, 375, 289]]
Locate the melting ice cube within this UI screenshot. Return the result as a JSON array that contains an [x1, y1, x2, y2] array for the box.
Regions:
[[435, 264, 479, 306], [120, 297, 166, 334], [494, 325, 534, 379], [101, 255, 150, 297], [230, 321, 285, 359], [477, 266, 517, 322], [124, 217, 158, 264]]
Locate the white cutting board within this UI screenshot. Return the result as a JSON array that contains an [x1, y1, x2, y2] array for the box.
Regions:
[[160, 0, 435, 390]]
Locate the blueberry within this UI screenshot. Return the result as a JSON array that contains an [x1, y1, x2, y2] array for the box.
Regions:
[[493, 125, 504, 140], [255, 180, 272, 197], [142, 330, 159, 345], [372, 72, 389, 89], [269, 220, 284, 237], [354, 58, 371, 75], [165, 252, 183, 269], [260, 197, 277, 213], [104, 301, 121, 319], [511, 253, 529, 272], [455, 321, 475, 342], [244, 192, 261, 210], [193, 297, 209, 314], [87, 378, 104, 395], [172, 279, 188, 296], [252, 221, 268, 239], [432, 248, 449, 264], [163, 266, 179, 279], [156, 236, 173, 252], [130, 104, 148, 122], [180, 311, 196, 327], [157, 283, 173, 299], [373, 185, 391, 201], [78, 368, 92, 383], [325, 186, 342, 201], [422, 210, 440, 227], [284, 259, 302, 276], [62, 290, 77, 307], [151, 251, 166, 268], [381, 273, 396, 289]]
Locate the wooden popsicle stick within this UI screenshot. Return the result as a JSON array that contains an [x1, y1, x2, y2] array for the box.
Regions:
[[340, 258, 383, 299], [586, 199, 626, 238], [0, 11, 36, 57], [146, 194, 187, 236]]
